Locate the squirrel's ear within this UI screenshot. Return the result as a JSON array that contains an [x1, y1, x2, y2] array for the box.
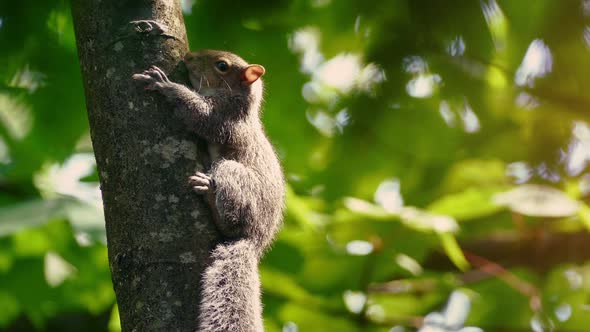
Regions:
[[241, 65, 265, 84]]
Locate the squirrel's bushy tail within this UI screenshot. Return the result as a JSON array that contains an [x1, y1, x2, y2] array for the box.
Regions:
[[198, 239, 263, 332]]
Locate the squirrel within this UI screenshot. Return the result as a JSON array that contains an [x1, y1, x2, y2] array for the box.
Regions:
[[132, 50, 285, 332]]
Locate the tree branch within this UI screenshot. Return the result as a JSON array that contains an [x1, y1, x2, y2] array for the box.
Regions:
[[425, 231, 590, 272]]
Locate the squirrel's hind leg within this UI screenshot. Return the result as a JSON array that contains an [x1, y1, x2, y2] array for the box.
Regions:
[[210, 160, 259, 239]]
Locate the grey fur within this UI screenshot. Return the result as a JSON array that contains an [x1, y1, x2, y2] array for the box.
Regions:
[[133, 50, 284, 332]]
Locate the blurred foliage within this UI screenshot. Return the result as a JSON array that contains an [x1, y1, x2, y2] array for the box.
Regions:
[[2, 0, 590, 331]]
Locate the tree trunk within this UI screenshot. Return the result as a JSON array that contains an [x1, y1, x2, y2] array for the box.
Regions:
[[70, 1, 216, 331]]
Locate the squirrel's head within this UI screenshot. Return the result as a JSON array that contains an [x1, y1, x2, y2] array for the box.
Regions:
[[184, 50, 265, 98]]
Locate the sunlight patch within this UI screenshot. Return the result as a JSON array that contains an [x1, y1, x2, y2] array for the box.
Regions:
[[447, 36, 466, 56], [482, 0, 507, 50], [584, 27, 590, 48], [515, 39, 552, 87], [0, 93, 33, 140], [283, 322, 298, 332], [311, 0, 331, 8], [346, 240, 373, 255], [506, 162, 533, 184], [305, 108, 349, 137], [583, 0, 590, 16], [343, 290, 367, 313], [439, 100, 456, 126], [290, 25, 385, 137], [34, 153, 102, 207], [419, 290, 482, 332], [10, 65, 46, 93], [555, 303, 572, 322], [290, 27, 385, 95], [564, 269, 583, 290], [406, 75, 440, 98], [374, 178, 403, 213], [530, 311, 555, 332], [44, 251, 77, 287], [314, 54, 360, 93], [437, 98, 480, 133], [515, 92, 540, 109], [313, 53, 385, 94], [566, 121, 590, 176], [395, 254, 423, 276], [400, 207, 459, 233], [460, 99, 480, 133], [404, 56, 441, 98], [181, 0, 195, 14], [301, 81, 339, 105], [343, 197, 389, 216], [289, 27, 323, 74]]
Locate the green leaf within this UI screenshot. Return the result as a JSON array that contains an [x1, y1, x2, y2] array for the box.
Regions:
[[0, 197, 105, 242], [0, 199, 65, 237], [440, 160, 508, 194], [108, 305, 121, 332], [0, 291, 20, 327], [261, 268, 343, 312], [428, 187, 507, 221], [277, 302, 358, 332], [438, 232, 469, 271], [494, 185, 579, 218]]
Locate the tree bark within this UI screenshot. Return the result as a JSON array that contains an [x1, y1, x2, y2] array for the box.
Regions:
[[70, 1, 215, 331]]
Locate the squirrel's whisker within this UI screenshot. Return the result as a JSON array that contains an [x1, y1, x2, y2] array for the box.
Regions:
[[221, 77, 232, 93]]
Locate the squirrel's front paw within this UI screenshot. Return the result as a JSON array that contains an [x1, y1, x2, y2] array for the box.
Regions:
[[132, 66, 171, 91], [189, 172, 215, 194]]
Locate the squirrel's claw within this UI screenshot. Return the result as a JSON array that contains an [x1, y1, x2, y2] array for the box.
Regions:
[[132, 65, 170, 90], [192, 186, 209, 193], [132, 73, 150, 81], [132, 73, 158, 90], [144, 68, 165, 82], [189, 172, 215, 194], [150, 66, 171, 82]]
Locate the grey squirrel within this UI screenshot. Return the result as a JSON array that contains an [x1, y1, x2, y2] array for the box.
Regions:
[[133, 50, 285, 332]]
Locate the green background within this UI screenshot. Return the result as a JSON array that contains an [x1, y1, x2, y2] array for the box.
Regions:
[[1, 0, 590, 331]]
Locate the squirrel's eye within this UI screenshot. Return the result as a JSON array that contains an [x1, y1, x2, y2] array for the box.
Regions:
[[215, 61, 229, 72]]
